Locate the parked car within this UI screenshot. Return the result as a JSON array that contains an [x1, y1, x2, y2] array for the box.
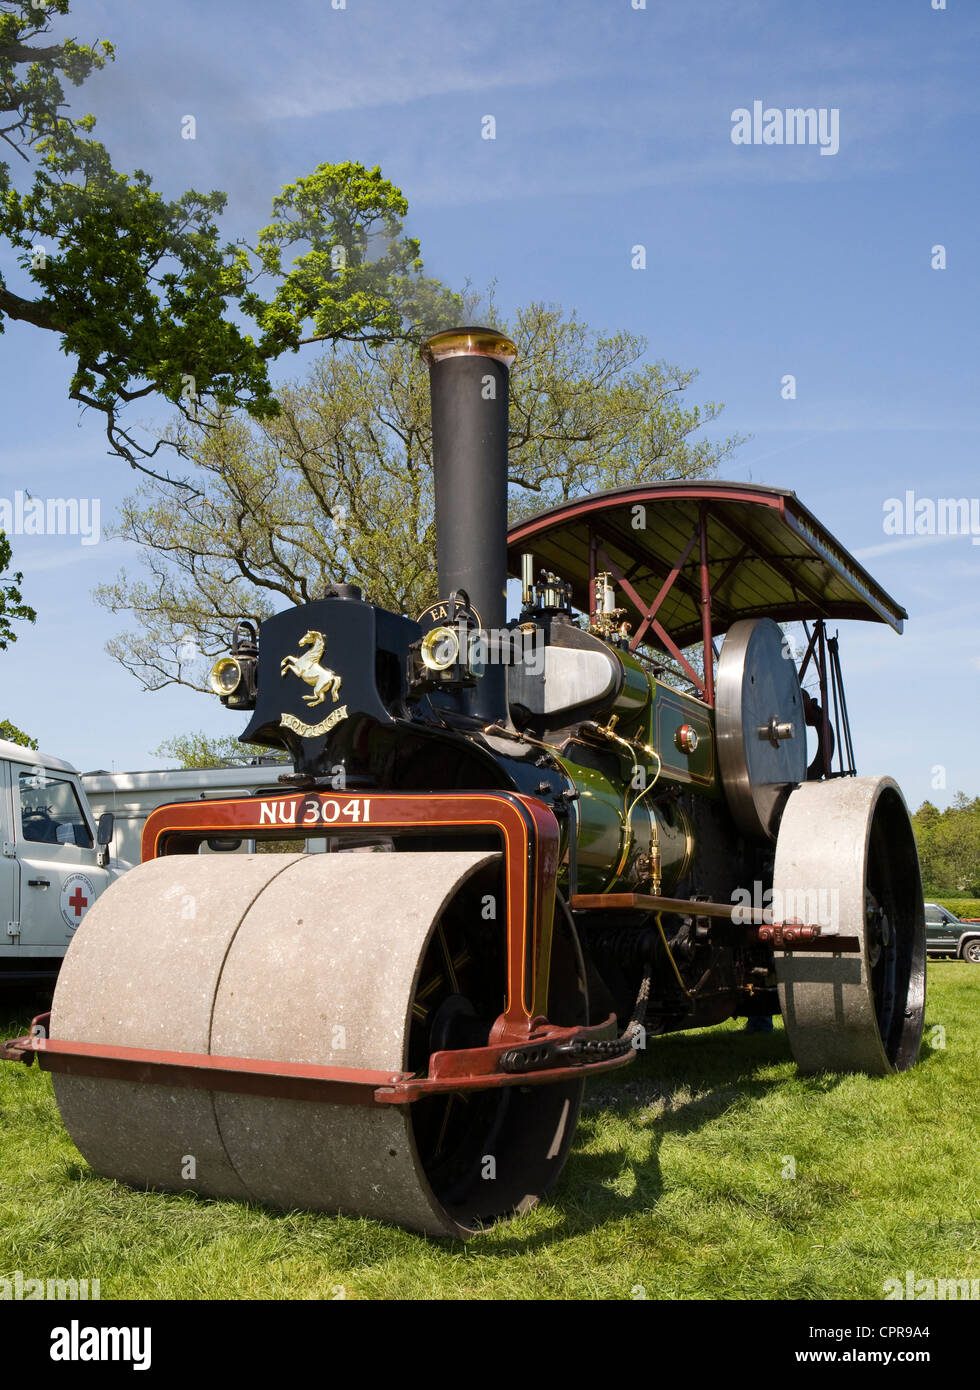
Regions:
[[924, 902, 980, 963]]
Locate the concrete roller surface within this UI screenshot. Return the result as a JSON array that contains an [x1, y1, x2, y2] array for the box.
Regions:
[[772, 776, 926, 1076], [50, 849, 537, 1237]]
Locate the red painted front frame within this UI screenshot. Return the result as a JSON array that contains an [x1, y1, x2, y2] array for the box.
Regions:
[[141, 789, 560, 1032], [3, 790, 637, 1103]]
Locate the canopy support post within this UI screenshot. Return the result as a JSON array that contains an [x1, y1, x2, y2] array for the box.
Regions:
[[816, 620, 833, 776], [699, 505, 715, 707]]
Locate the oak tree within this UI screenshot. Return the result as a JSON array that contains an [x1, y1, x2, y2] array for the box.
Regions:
[[98, 300, 745, 691]]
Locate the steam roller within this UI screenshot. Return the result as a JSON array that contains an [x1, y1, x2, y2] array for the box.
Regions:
[[50, 851, 586, 1235], [5, 324, 926, 1237]]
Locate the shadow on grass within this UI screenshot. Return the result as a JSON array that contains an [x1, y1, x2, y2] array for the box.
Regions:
[[59, 1159, 102, 1184], [25, 1026, 812, 1259], [8, 1006, 933, 1260], [917, 1023, 950, 1064], [481, 1025, 849, 1253]]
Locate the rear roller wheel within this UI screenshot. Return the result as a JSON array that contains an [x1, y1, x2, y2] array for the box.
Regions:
[[772, 777, 926, 1075], [51, 849, 586, 1238]]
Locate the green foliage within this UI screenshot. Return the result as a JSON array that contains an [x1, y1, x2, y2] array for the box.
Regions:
[[0, 2, 454, 481], [0, 524, 34, 750], [0, 528, 35, 647], [97, 300, 745, 691], [504, 302, 743, 516], [153, 730, 285, 770], [244, 162, 459, 352], [0, 2, 113, 172], [0, 716, 36, 748], [913, 795, 980, 898], [934, 899, 980, 920]]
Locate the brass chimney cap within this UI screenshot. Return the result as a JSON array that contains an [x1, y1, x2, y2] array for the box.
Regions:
[[421, 326, 517, 368]]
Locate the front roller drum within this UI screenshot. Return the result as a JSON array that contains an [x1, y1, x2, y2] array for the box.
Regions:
[[50, 850, 587, 1238], [772, 776, 926, 1075]]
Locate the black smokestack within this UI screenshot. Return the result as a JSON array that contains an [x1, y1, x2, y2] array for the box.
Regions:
[[422, 326, 516, 723]]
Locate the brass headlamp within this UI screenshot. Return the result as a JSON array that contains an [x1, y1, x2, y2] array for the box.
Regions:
[[209, 621, 258, 710], [420, 626, 461, 672], [209, 656, 243, 696]]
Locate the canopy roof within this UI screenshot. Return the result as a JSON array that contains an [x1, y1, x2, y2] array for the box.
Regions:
[[507, 481, 906, 651]]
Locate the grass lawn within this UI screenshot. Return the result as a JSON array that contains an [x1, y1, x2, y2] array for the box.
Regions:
[[1, 962, 977, 1301]]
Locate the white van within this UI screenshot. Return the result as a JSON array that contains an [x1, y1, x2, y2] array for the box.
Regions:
[[80, 762, 293, 866], [2, 753, 318, 983], [0, 740, 117, 984]]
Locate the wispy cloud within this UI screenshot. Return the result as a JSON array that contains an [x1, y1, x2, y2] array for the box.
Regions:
[[265, 46, 580, 122], [854, 533, 980, 561], [16, 539, 129, 576]]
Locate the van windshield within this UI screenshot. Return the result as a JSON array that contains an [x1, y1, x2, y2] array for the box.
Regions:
[[18, 771, 93, 849]]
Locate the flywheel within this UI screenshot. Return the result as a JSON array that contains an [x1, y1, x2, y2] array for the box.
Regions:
[[715, 617, 807, 841]]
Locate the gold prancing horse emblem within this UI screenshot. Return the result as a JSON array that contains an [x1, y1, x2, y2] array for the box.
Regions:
[[280, 630, 342, 707]]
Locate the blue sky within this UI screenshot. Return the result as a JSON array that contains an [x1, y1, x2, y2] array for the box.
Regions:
[[1, 0, 977, 809]]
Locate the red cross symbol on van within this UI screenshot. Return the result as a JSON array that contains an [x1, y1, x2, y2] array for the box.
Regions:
[[61, 875, 95, 930]]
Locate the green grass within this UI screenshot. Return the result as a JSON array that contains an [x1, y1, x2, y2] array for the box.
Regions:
[[2, 963, 978, 1300]]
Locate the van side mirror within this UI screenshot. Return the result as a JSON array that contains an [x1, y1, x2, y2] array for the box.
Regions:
[[96, 812, 114, 867]]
